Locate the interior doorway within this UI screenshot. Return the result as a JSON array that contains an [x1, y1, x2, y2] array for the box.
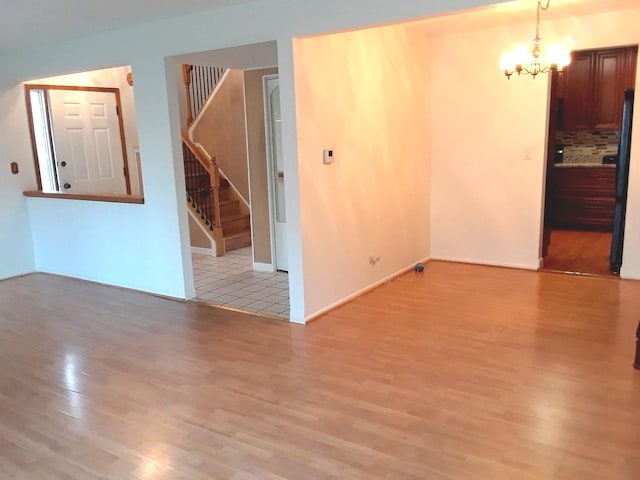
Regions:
[[541, 45, 638, 277], [172, 42, 291, 319]]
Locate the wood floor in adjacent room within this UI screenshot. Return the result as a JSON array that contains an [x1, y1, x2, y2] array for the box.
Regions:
[[542, 228, 615, 277], [1, 263, 639, 479]]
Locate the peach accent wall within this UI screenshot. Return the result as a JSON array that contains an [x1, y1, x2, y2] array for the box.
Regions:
[[428, 26, 549, 269], [425, 7, 640, 275], [294, 24, 431, 318], [191, 69, 249, 203], [245, 67, 278, 265]]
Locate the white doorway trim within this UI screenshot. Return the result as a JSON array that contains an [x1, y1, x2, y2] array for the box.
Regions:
[[263, 74, 287, 272]]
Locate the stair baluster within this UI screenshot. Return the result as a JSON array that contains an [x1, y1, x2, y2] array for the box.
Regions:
[[182, 64, 225, 126]]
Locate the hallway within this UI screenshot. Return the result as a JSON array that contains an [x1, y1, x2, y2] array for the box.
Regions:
[[192, 247, 290, 319]]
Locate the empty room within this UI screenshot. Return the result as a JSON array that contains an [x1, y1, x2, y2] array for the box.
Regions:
[[1, 0, 639, 478]]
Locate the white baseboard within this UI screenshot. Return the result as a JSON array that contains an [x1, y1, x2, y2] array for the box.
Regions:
[[191, 246, 217, 257], [0, 269, 36, 281], [253, 262, 275, 272], [31, 270, 186, 301], [304, 257, 431, 323], [431, 256, 538, 271], [620, 271, 640, 280]]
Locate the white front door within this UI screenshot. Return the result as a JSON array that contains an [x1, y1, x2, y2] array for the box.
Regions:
[[49, 89, 128, 195], [264, 76, 287, 271]]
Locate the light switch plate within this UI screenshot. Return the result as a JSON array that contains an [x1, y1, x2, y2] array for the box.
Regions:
[[323, 149, 335, 164]]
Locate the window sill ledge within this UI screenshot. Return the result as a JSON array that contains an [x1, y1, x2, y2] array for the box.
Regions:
[[23, 191, 144, 204]]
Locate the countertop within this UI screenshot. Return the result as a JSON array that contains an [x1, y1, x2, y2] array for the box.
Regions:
[[554, 163, 615, 168]]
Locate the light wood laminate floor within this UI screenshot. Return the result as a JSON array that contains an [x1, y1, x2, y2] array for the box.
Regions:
[[1, 262, 639, 479]]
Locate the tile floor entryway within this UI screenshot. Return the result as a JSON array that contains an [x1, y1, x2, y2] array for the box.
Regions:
[[192, 247, 289, 319]]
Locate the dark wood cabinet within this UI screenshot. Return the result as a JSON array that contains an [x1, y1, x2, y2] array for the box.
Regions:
[[560, 46, 637, 131], [552, 167, 616, 230], [562, 52, 594, 131]]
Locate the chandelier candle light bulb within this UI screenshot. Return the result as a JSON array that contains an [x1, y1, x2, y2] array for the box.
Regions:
[[501, 0, 571, 79]]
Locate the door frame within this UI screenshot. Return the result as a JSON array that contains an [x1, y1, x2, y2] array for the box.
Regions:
[[262, 73, 283, 272], [24, 84, 132, 194], [539, 46, 638, 274], [539, 70, 560, 267]]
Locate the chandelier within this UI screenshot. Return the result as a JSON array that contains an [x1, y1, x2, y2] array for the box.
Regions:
[[501, 0, 571, 79]]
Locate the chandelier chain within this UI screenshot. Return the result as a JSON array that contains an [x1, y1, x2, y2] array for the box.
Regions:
[[536, 0, 552, 39], [501, 0, 569, 79]]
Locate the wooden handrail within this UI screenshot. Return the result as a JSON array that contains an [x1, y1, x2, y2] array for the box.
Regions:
[[181, 132, 213, 175], [181, 132, 221, 230]]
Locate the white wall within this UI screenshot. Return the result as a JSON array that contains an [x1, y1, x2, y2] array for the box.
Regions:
[[426, 7, 640, 276], [293, 23, 432, 319], [0, 82, 36, 279], [428, 25, 550, 270], [0, 0, 502, 317], [27, 56, 193, 297], [28, 66, 142, 195]]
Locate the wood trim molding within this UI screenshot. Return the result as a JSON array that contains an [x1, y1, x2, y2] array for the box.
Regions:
[[24, 84, 134, 196], [112, 88, 132, 194], [634, 321, 640, 369], [23, 190, 144, 204], [24, 84, 122, 93]]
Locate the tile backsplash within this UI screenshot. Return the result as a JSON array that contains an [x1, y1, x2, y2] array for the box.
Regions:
[[556, 130, 619, 164]]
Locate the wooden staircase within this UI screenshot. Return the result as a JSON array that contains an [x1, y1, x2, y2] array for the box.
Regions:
[[181, 64, 252, 256], [218, 177, 252, 252], [182, 133, 251, 256]]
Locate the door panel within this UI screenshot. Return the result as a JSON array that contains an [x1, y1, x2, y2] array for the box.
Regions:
[[67, 128, 90, 180], [49, 89, 127, 194], [265, 76, 287, 272], [94, 128, 115, 177]]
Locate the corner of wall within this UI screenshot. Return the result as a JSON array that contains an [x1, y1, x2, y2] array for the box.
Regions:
[[0, 81, 37, 279]]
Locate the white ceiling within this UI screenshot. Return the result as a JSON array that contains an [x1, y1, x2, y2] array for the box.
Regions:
[[0, 0, 255, 53], [173, 41, 278, 69], [2, 0, 638, 55], [410, 0, 640, 34]]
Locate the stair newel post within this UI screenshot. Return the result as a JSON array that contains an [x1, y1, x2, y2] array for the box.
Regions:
[[210, 155, 225, 256], [634, 322, 640, 369], [182, 65, 194, 127], [210, 156, 222, 231]]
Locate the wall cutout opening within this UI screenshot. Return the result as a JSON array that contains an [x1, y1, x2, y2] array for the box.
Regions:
[[24, 65, 144, 201]]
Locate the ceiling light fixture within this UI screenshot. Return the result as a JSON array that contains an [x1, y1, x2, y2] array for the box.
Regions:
[[501, 0, 571, 79]]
